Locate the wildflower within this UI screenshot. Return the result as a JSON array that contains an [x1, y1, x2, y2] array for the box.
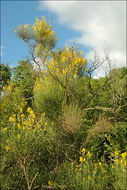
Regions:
[[79, 157, 83, 162], [23, 121, 27, 125], [74, 74, 77, 78], [48, 181, 51, 185], [20, 108, 23, 113], [27, 107, 31, 113], [9, 117, 15, 122], [114, 150, 119, 157], [17, 134, 21, 140], [36, 17, 39, 22], [99, 162, 102, 167], [22, 126, 25, 130], [45, 122, 48, 126], [5, 145, 10, 151], [33, 129, 35, 133], [17, 123, 21, 129], [21, 114, 25, 118], [87, 151, 91, 159], [12, 114, 16, 117], [24, 24, 29, 29], [3, 127, 7, 131], [124, 160, 127, 166], [121, 152, 127, 159], [81, 148, 86, 154]]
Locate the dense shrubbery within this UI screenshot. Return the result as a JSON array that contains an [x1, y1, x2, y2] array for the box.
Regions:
[[0, 17, 127, 190]]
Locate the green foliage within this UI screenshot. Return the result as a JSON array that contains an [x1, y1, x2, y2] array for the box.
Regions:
[[0, 63, 11, 88], [12, 60, 37, 106], [0, 83, 26, 128], [34, 78, 65, 121], [113, 122, 127, 152]]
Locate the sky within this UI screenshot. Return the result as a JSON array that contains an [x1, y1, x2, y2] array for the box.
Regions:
[[1, 0, 126, 78]]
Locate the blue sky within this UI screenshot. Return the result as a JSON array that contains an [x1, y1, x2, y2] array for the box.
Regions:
[[1, 1, 126, 77], [1, 0, 88, 68]]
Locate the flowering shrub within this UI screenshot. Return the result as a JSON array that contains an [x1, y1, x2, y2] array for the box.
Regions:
[[69, 148, 127, 190], [1, 107, 53, 189]]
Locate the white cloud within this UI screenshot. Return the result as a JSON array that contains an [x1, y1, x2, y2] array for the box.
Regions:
[[38, 1, 126, 77]]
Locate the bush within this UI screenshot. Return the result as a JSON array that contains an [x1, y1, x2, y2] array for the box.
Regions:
[[34, 78, 65, 121]]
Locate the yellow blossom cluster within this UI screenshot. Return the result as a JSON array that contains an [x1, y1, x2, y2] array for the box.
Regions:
[[3, 106, 49, 152], [47, 47, 87, 83], [33, 17, 57, 56], [114, 151, 127, 172]]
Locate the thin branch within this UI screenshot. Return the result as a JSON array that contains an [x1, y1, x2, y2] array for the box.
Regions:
[[46, 64, 66, 89], [83, 106, 113, 112], [29, 172, 39, 190]]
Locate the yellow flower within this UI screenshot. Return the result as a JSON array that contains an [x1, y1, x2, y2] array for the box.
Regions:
[[9, 117, 15, 122], [24, 24, 29, 29], [17, 134, 21, 140], [81, 148, 86, 154], [99, 162, 102, 166], [115, 159, 119, 164], [44, 127, 47, 131], [79, 157, 83, 162], [48, 180, 51, 185], [74, 74, 77, 78], [30, 110, 35, 119], [23, 121, 27, 125], [36, 17, 39, 22], [5, 145, 10, 151], [27, 107, 31, 113], [33, 129, 35, 133], [20, 108, 23, 113], [22, 126, 25, 130], [121, 152, 127, 159], [45, 122, 48, 126], [21, 114, 25, 118], [124, 160, 127, 166], [114, 150, 119, 157], [3, 127, 7, 131], [87, 151, 91, 159], [17, 123, 21, 129]]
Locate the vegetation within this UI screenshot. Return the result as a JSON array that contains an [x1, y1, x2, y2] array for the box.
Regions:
[[1, 17, 127, 190]]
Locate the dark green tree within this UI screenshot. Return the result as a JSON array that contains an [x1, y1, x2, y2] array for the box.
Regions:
[[0, 64, 11, 88], [12, 60, 37, 106]]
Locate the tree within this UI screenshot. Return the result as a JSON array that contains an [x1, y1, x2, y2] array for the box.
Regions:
[[0, 64, 11, 88], [14, 17, 57, 73], [12, 60, 37, 106]]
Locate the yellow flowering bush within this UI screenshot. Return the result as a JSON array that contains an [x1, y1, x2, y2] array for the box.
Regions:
[[69, 148, 127, 190], [1, 106, 54, 189]]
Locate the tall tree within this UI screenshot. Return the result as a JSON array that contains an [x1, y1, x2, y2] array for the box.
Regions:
[[12, 60, 37, 106], [0, 64, 11, 88]]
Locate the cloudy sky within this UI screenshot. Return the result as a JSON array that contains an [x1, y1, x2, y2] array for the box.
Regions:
[[1, 0, 126, 77]]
